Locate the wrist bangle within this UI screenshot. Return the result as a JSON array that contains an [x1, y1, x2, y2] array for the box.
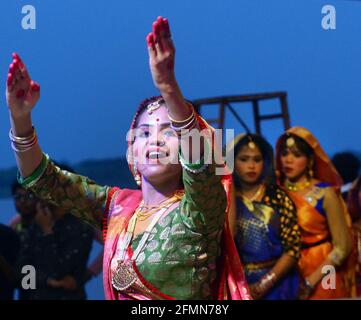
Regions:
[[9, 126, 38, 152], [168, 106, 195, 125], [170, 117, 197, 134], [258, 272, 277, 292], [304, 278, 314, 290]]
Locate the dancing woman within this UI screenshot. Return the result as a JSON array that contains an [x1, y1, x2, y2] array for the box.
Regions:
[[227, 134, 301, 299], [275, 127, 355, 299], [347, 177, 361, 296], [5, 17, 250, 300]]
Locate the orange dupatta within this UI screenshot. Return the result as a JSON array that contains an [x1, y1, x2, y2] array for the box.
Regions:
[[275, 126, 356, 299]]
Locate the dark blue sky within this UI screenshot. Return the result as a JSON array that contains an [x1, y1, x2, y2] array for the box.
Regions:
[[1, 0, 360, 169]]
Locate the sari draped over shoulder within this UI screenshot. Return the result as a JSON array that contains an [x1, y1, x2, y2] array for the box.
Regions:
[[226, 133, 301, 300], [276, 126, 357, 299], [101, 114, 252, 300], [102, 177, 251, 300], [20, 108, 251, 300]]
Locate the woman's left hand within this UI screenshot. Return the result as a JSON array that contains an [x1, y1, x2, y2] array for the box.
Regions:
[[147, 16, 176, 92], [249, 283, 265, 300], [48, 275, 77, 291]]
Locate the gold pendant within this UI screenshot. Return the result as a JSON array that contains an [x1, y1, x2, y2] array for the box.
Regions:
[[112, 260, 137, 291]]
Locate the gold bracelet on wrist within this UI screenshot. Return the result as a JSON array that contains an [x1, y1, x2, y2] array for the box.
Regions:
[[168, 108, 194, 124]]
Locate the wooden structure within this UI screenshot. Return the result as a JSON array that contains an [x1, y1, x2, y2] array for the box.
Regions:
[[192, 91, 290, 135]]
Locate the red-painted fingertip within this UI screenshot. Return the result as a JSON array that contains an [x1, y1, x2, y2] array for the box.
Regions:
[[146, 33, 154, 45], [154, 21, 162, 34], [157, 16, 163, 23], [12, 53, 24, 68], [16, 89, 25, 98], [13, 59, 19, 68], [9, 63, 15, 73], [163, 18, 170, 35], [152, 21, 159, 32], [18, 58, 25, 68], [7, 73, 13, 86], [31, 81, 40, 92]]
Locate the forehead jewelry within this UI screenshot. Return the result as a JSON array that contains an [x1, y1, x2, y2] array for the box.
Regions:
[[248, 136, 256, 149], [286, 136, 295, 148], [147, 99, 164, 115]]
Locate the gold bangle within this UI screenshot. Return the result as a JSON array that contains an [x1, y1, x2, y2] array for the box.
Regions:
[[168, 107, 194, 124], [9, 126, 36, 142]]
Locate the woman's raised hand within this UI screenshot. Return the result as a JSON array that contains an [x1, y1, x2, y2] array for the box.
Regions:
[[6, 53, 40, 118], [147, 16, 176, 93]]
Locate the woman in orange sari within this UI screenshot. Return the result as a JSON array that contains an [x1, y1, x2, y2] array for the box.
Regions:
[[275, 126, 354, 299], [347, 176, 361, 296]]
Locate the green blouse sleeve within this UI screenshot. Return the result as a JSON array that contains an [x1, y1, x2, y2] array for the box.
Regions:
[[18, 153, 111, 230], [179, 143, 227, 235]]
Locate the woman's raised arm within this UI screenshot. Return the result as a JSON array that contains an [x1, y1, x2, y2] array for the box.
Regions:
[[147, 17, 205, 163], [6, 53, 43, 178], [6, 53, 110, 230]]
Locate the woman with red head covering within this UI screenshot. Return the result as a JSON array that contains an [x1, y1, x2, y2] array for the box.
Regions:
[[275, 127, 355, 299], [5, 17, 250, 300]]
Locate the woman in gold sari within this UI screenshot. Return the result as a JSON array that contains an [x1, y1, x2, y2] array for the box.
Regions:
[[275, 126, 355, 299]]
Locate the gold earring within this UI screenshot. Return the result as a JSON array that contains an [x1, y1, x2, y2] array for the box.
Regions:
[[308, 168, 314, 179], [134, 173, 142, 186]]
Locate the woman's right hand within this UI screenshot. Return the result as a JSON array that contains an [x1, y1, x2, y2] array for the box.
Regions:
[[6, 52, 40, 118], [146, 16, 176, 93]]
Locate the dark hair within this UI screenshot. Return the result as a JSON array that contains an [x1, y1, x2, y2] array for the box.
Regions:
[[132, 96, 164, 128], [11, 179, 38, 203], [279, 133, 314, 159], [233, 134, 276, 188], [11, 179, 22, 195], [347, 176, 361, 222], [132, 96, 193, 128], [332, 152, 360, 184], [11, 179, 37, 198]]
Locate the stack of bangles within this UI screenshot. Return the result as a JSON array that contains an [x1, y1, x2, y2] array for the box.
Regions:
[[257, 271, 277, 293], [168, 106, 197, 137], [9, 127, 38, 152]]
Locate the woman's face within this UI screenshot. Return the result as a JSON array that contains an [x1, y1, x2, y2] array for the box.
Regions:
[[280, 145, 309, 181], [131, 105, 182, 186], [235, 144, 264, 185]]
